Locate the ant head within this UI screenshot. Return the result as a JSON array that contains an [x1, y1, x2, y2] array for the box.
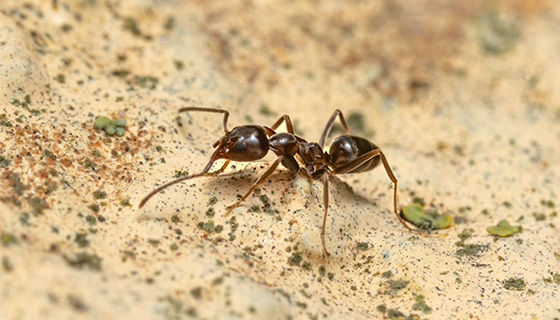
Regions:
[[213, 125, 269, 162]]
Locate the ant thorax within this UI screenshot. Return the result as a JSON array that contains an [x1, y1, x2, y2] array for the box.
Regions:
[[297, 142, 329, 178], [299, 142, 324, 165]]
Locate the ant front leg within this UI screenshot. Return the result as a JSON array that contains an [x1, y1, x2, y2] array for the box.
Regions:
[[224, 156, 285, 216]]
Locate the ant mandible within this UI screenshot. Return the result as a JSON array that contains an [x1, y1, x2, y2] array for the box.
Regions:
[[139, 107, 414, 256]]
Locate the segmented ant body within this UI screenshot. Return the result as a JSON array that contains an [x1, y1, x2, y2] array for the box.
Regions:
[[139, 107, 412, 256]]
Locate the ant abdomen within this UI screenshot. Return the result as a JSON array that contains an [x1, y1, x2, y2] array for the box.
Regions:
[[328, 135, 381, 174]]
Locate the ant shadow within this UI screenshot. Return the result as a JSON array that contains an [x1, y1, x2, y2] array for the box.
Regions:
[[311, 177, 397, 258], [139, 161, 400, 259], [212, 166, 400, 257]]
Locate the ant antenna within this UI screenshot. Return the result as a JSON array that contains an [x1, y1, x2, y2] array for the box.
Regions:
[[178, 107, 230, 132], [138, 148, 229, 209]]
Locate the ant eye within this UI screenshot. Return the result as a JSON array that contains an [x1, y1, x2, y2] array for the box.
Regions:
[[234, 141, 246, 152]]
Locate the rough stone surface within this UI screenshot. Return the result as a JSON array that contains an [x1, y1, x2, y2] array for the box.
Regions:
[[1, 1, 559, 319]]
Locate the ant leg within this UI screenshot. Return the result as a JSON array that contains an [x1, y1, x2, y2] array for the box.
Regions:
[[321, 174, 331, 256], [263, 126, 276, 137], [224, 156, 284, 216], [269, 115, 294, 133], [178, 107, 230, 133], [375, 151, 420, 232], [332, 149, 414, 231], [377, 151, 399, 221], [331, 149, 381, 175], [319, 109, 350, 149], [138, 159, 231, 209], [280, 154, 300, 174]]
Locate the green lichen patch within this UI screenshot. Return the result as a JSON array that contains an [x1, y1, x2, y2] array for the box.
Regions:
[[85, 215, 97, 225], [401, 203, 453, 230], [457, 228, 473, 243], [41, 181, 58, 194], [173, 170, 189, 178], [227, 217, 239, 241], [207, 196, 218, 206], [0, 155, 11, 167], [123, 17, 141, 36], [477, 9, 521, 55], [28, 196, 48, 214], [287, 252, 303, 266], [5, 171, 26, 196], [456, 243, 487, 257], [122, 17, 153, 41], [386, 309, 405, 319], [54, 74, 66, 84], [88, 203, 100, 213], [0, 113, 12, 127], [74, 232, 90, 248], [190, 287, 202, 299], [2, 256, 13, 272], [205, 207, 215, 217], [503, 277, 526, 291], [382, 279, 409, 296], [376, 305, 417, 319], [174, 59, 184, 71], [318, 265, 326, 277], [487, 220, 521, 237], [540, 199, 555, 208], [63, 252, 102, 271], [134, 75, 159, 90], [258, 193, 280, 216], [197, 220, 223, 233], [93, 116, 126, 136], [356, 242, 369, 251], [68, 295, 88, 312], [412, 294, 432, 314], [93, 189, 107, 199], [1, 233, 19, 246], [286, 251, 311, 270], [543, 273, 560, 284], [148, 239, 161, 246]]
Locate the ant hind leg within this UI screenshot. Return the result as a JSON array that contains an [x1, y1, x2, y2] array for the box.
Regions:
[[320, 174, 331, 256]]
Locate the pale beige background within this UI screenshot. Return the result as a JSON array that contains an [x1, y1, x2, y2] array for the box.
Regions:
[[1, 1, 559, 319]]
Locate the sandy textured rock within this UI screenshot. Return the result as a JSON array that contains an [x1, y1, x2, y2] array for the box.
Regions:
[[1, 1, 559, 319]]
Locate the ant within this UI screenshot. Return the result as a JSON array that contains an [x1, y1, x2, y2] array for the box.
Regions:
[[139, 107, 413, 256]]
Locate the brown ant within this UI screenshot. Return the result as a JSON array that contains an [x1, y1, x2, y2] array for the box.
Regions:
[[139, 107, 413, 256]]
